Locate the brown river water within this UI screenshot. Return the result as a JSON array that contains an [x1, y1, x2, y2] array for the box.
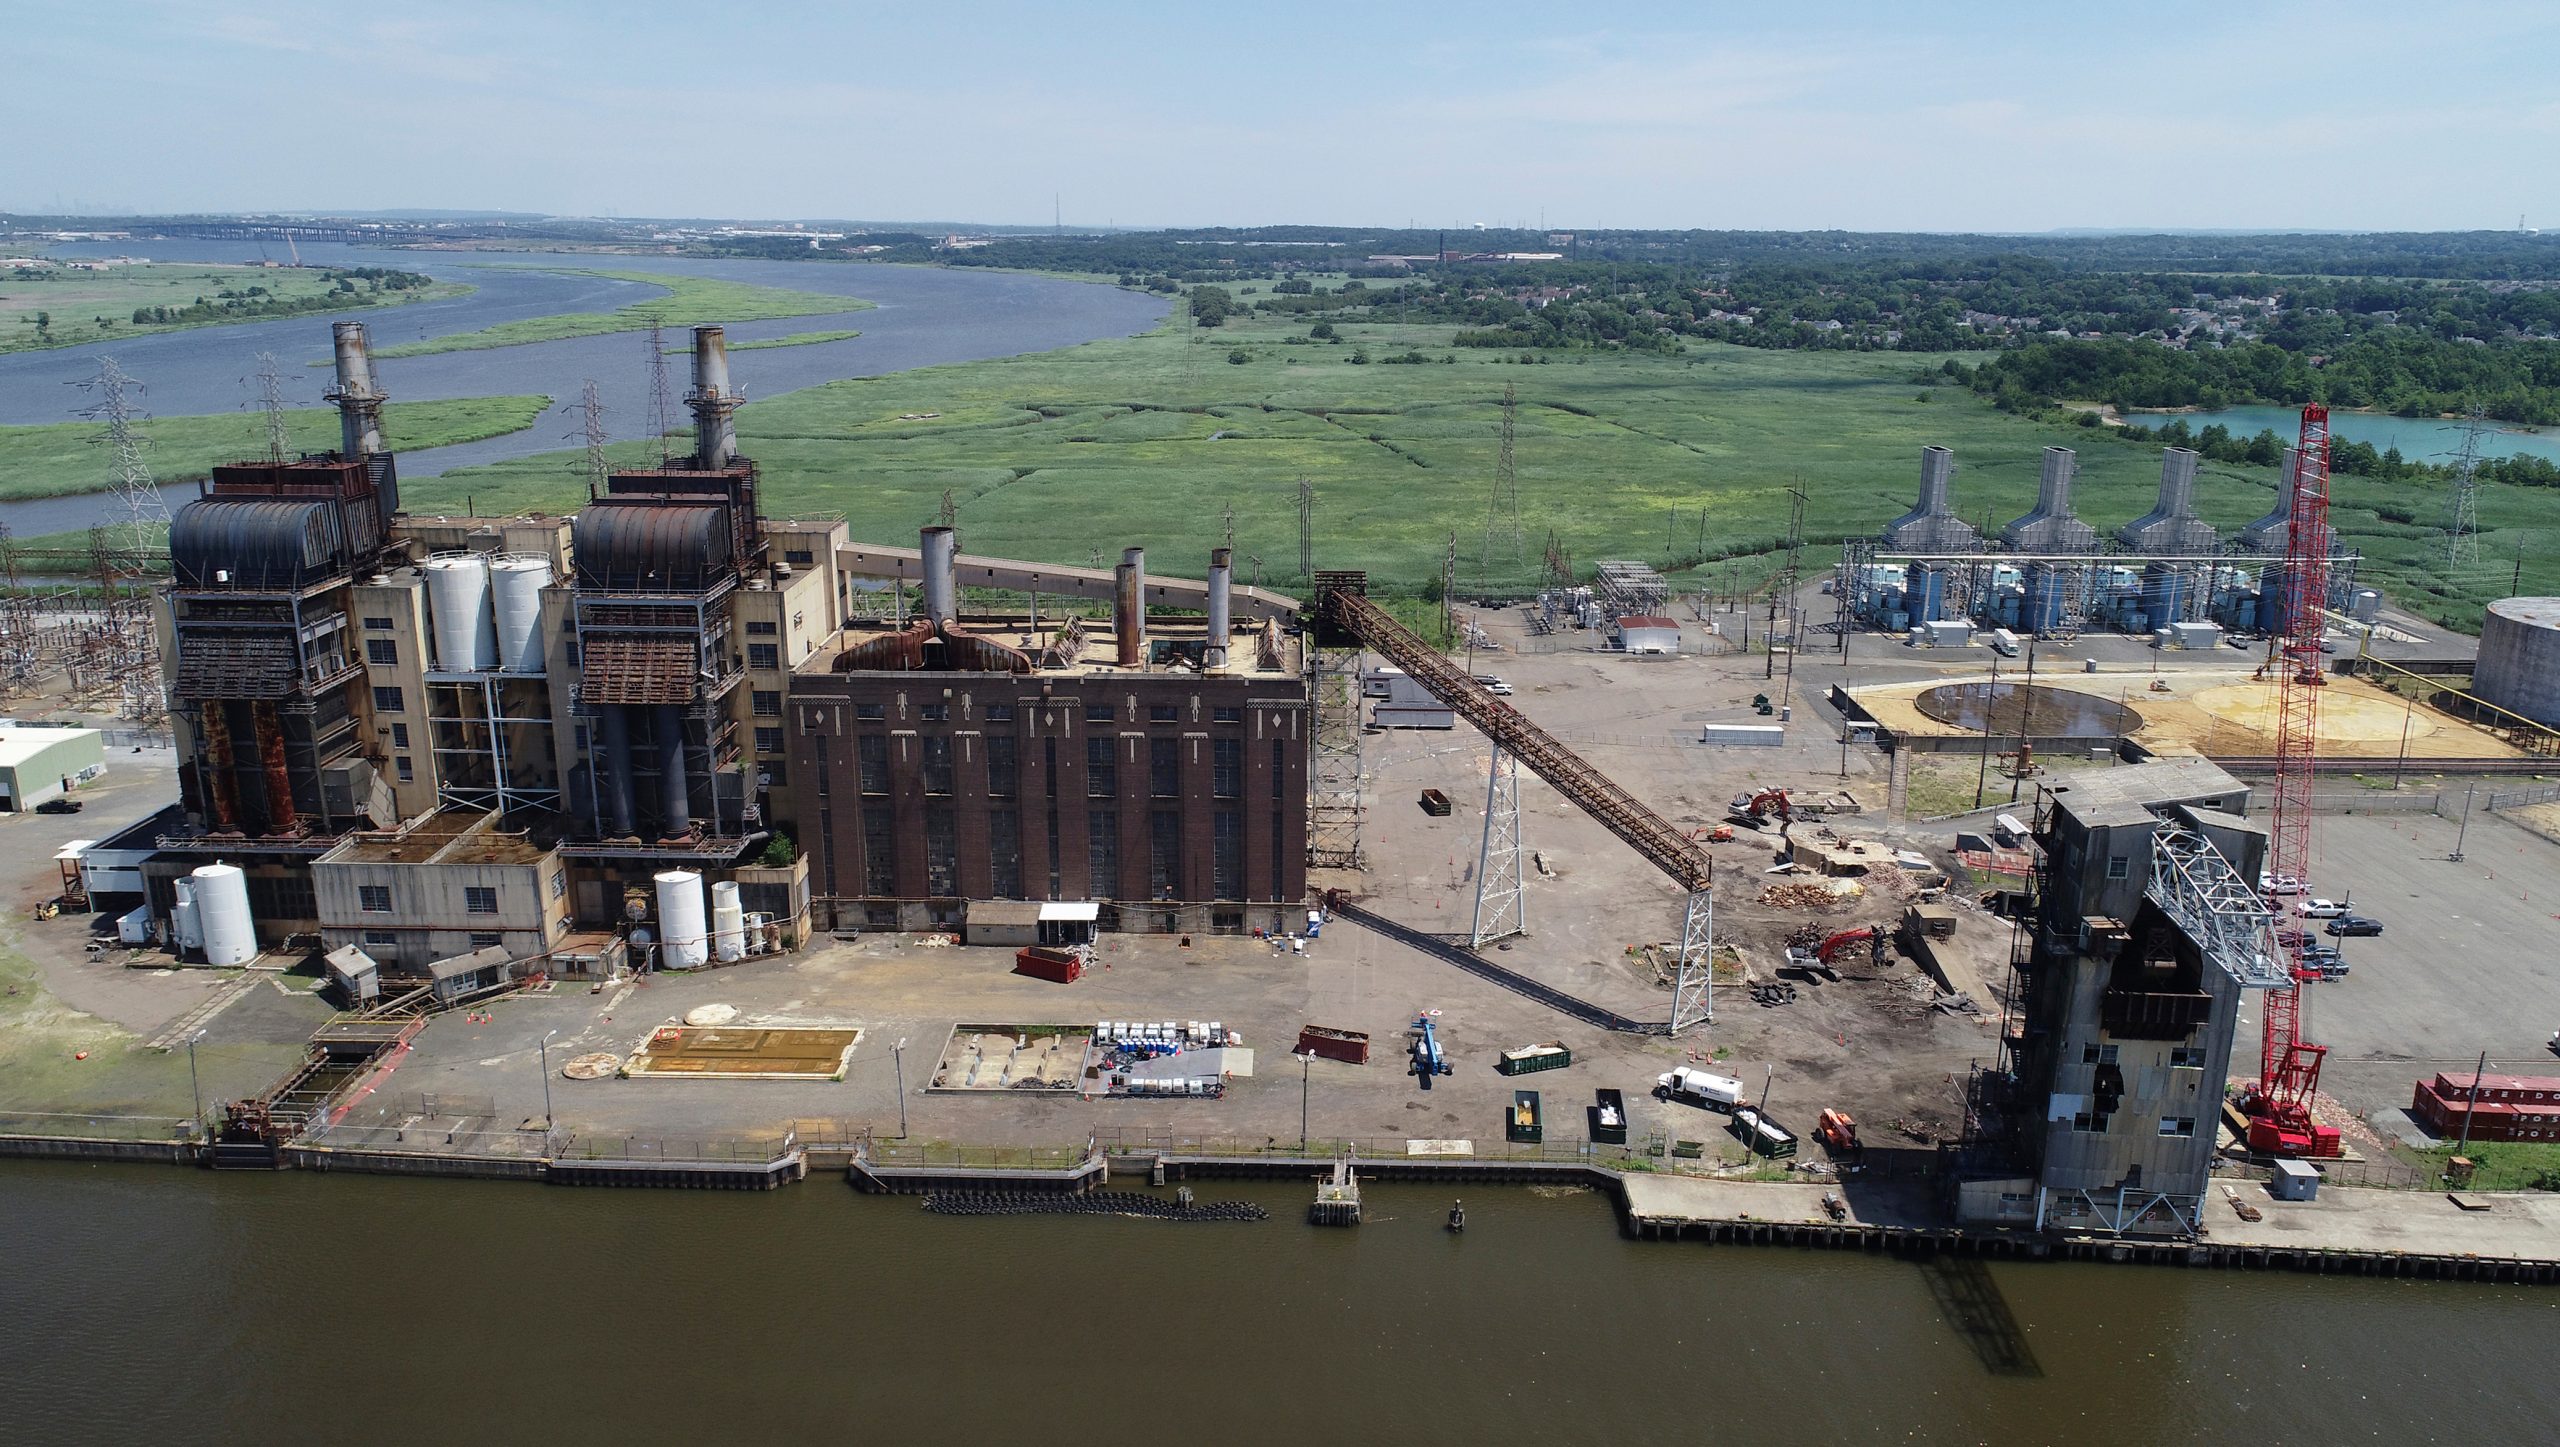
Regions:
[[4, 1163, 2553, 1445]]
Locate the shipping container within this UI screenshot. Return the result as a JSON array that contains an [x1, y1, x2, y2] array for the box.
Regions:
[[1729, 1105, 1798, 1159], [1702, 724, 1786, 748], [1495, 1041, 1572, 1076]]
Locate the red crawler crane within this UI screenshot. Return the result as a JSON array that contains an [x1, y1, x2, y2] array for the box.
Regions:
[[2239, 405, 2342, 1158]]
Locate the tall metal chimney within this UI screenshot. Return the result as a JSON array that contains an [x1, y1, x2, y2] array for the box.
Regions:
[[2119, 447, 2218, 553], [2001, 446, 2098, 553], [1883, 445, 1980, 553], [327, 321, 385, 456], [1122, 547, 1147, 652], [688, 325, 739, 468], [1114, 562, 1144, 667], [1205, 547, 1233, 669], [920, 525, 958, 624]]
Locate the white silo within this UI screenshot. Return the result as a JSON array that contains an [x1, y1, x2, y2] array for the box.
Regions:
[[426, 555, 498, 671], [655, 870, 710, 968], [710, 879, 747, 962], [191, 863, 257, 966], [490, 557, 553, 673]]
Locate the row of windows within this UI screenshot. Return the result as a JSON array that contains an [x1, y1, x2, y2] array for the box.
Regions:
[[2069, 1113, 2198, 1138], [361, 929, 504, 950], [2084, 1043, 2208, 1069], [358, 885, 502, 914], [847, 735, 1254, 800], [835, 702, 1245, 725]]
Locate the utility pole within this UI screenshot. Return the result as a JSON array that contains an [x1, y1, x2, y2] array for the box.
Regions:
[[1298, 1051, 1314, 1152], [538, 1029, 558, 1140], [2450, 784, 2475, 862], [2392, 688, 2416, 790], [1296, 478, 1315, 583], [185, 1028, 206, 1137], [2010, 633, 2040, 804], [1975, 657, 2002, 811], [2456, 1049, 2490, 1156], [894, 1037, 910, 1138]]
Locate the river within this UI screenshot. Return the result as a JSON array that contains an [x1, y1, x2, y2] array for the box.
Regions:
[[0, 242, 1166, 536], [2124, 404, 2560, 469], [4, 1163, 2551, 1445]]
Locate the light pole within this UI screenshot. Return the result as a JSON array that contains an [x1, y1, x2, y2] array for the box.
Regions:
[[2392, 689, 2416, 790], [1297, 1051, 1315, 1152], [2450, 785, 2476, 862], [538, 1028, 557, 1136], [184, 1027, 206, 1137], [894, 1037, 910, 1138]]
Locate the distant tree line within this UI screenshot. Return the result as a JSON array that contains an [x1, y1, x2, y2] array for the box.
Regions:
[[126, 266, 434, 326]]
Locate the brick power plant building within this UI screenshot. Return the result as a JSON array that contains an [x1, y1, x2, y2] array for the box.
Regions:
[[129, 320, 1309, 987]]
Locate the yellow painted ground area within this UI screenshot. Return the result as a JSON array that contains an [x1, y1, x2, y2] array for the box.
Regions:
[[1855, 669, 2524, 760], [622, 1025, 861, 1080]]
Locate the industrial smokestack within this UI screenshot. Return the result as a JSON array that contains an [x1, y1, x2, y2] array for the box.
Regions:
[[2001, 446, 2098, 553], [2119, 447, 2218, 553], [689, 325, 738, 468], [2035, 446, 2075, 514], [1114, 562, 1143, 667], [1122, 547, 1146, 652], [1883, 445, 1980, 553], [1918, 446, 1953, 511], [328, 321, 385, 456], [920, 525, 958, 624], [2242, 448, 2300, 554], [1205, 547, 1233, 669]]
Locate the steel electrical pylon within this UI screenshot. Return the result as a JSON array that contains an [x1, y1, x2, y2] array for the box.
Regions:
[[1669, 887, 1715, 1035], [1469, 743, 1525, 947], [2444, 409, 2486, 569], [74, 357, 169, 564]]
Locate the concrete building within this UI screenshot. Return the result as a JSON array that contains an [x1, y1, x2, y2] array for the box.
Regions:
[[0, 726, 106, 810], [1953, 759, 2267, 1240], [312, 807, 570, 971], [785, 530, 1310, 935]]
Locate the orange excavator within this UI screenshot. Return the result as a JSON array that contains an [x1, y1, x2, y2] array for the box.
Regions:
[[1729, 788, 1795, 829], [1786, 927, 1882, 979]]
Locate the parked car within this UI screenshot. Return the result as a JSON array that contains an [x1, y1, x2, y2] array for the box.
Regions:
[[2295, 898, 2347, 918], [2327, 915, 2385, 937], [2261, 873, 2306, 897], [2274, 927, 2315, 949], [1474, 676, 1514, 696], [33, 797, 82, 814]]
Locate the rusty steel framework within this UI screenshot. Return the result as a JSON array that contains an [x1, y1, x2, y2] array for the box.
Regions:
[[1306, 645, 1365, 870], [1315, 578, 1717, 1029]]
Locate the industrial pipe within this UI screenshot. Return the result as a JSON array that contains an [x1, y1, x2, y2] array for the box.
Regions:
[[199, 703, 241, 831], [253, 701, 297, 835], [329, 322, 385, 456], [921, 525, 958, 624], [653, 705, 691, 837], [690, 325, 737, 468], [1114, 563, 1143, 667], [598, 706, 637, 838], [1206, 547, 1233, 669]]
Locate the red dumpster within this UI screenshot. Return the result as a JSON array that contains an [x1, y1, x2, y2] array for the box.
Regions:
[[1013, 946, 1085, 984], [1294, 1024, 1370, 1065]]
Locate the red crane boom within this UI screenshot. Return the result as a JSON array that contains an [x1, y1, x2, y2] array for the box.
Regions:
[[2243, 405, 2341, 1157]]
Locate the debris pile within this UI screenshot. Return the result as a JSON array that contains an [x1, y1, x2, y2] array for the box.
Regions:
[[1759, 879, 1863, 910]]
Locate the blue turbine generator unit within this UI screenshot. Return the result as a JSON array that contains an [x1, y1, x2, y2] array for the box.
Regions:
[[1907, 563, 1948, 623], [2142, 562, 2190, 629], [2257, 564, 2294, 638], [2020, 563, 2069, 633]]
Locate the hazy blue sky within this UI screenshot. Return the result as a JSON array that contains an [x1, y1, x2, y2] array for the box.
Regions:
[[9, 1, 2556, 231]]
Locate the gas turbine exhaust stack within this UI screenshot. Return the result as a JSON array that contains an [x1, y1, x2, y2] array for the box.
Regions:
[[2241, 447, 2301, 555], [1205, 547, 1233, 669], [920, 525, 958, 624], [2001, 446, 2099, 553], [1883, 445, 1980, 552], [2118, 447, 2219, 553]]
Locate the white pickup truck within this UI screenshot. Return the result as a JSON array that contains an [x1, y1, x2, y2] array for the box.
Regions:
[[1655, 1066, 1747, 1112]]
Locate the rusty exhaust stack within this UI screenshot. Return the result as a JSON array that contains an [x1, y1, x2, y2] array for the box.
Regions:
[[1206, 547, 1233, 669], [921, 525, 958, 624], [328, 321, 385, 456], [689, 325, 738, 468], [1114, 561, 1143, 667]]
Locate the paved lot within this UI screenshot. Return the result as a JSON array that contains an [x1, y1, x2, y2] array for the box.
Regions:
[[2269, 809, 2560, 1117]]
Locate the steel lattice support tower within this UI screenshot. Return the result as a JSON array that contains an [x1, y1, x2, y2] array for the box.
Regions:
[[2445, 409, 2486, 568], [1306, 645, 1365, 869], [1484, 383, 1524, 574], [571, 380, 610, 498], [251, 352, 290, 463], [2251, 404, 2336, 1152], [1296, 478, 1315, 583], [1469, 743, 1525, 947], [644, 314, 677, 465], [1669, 888, 1715, 1034], [73, 358, 169, 566]]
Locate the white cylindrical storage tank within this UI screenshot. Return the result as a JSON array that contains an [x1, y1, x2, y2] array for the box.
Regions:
[[711, 880, 747, 962], [171, 878, 203, 953], [490, 557, 553, 673], [192, 864, 256, 966], [655, 869, 710, 969], [426, 556, 499, 671], [2473, 597, 2560, 729]]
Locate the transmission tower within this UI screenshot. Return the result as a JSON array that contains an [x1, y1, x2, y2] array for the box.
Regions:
[[73, 358, 169, 565], [644, 314, 677, 465], [1296, 478, 1315, 582], [2444, 408, 2487, 569], [1541, 527, 1571, 592], [250, 352, 290, 463], [1221, 499, 1236, 552], [938, 487, 959, 539], [569, 380, 610, 499], [1483, 383, 1524, 574], [1441, 532, 1458, 641], [1469, 743, 1525, 947]]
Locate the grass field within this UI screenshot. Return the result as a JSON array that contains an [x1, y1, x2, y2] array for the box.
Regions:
[[368, 267, 870, 359], [692, 328, 862, 352], [0, 260, 466, 354], [395, 303, 2560, 620], [0, 394, 551, 502]]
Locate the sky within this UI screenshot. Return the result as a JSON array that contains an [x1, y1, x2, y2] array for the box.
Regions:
[[7, 1, 2558, 232]]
